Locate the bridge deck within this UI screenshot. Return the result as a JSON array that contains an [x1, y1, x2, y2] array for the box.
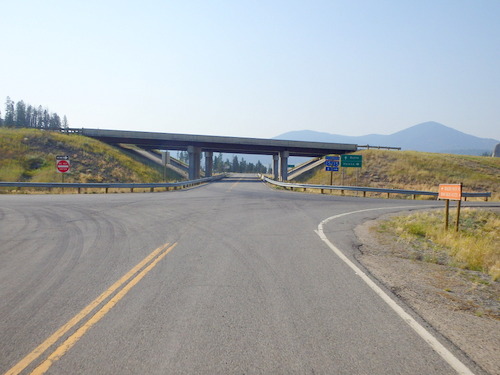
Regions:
[[68, 128, 357, 180], [75, 128, 357, 157]]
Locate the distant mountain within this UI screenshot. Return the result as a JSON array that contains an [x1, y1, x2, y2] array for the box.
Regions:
[[274, 122, 499, 156]]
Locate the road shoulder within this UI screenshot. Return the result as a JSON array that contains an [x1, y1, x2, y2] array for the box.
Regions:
[[354, 212, 499, 375]]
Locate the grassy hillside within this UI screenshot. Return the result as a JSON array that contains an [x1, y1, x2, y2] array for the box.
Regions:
[[293, 149, 500, 200], [0, 128, 165, 185]]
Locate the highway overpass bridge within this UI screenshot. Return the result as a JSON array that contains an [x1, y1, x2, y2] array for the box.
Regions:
[[70, 128, 358, 181]]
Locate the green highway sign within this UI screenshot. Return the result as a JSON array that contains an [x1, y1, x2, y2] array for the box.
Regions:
[[341, 154, 363, 168]]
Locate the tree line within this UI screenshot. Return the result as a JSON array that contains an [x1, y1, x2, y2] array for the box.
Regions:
[[177, 151, 270, 174], [0, 96, 69, 129]]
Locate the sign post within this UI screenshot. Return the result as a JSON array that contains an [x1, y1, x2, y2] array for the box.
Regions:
[[340, 154, 362, 185], [325, 156, 340, 185], [56, 156, 70, 184], [438, 183, 462, 231]]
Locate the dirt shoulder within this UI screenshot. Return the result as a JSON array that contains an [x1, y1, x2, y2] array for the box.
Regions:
[[354, 212, 499, 375]]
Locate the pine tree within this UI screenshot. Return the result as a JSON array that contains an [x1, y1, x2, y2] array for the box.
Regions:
[[62, 115, 69, 128], [36, 106, 44, 128], [42, 109, 50, 129], [177, 151, 189, 164], [15, 100, 27, 128], [26, 105, 34, 127], [4, 97, 15, 126], [213, 153, 221, 172], [256, 161, 266, 173], [239, 158, 247, 173], [49, 113, 61, 129], [232, 155, 239, 172]]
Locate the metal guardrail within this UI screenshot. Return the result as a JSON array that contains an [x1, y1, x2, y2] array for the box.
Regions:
[[0, 175, 226, 193], [357, 145, 401, 150], [261, 176, 491, 201]]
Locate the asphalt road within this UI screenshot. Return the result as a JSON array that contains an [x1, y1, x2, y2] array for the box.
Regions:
[[0, 175, 489, 374]]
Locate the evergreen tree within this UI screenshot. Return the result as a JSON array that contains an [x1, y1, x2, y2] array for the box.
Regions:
[[36, 106, 44, 128], [239, 158, 247, 173], [42, 109, 50, 129], [2, 96, 70, 130], [232, 155, 239, 172], [177, 151, 189, 164], [4, 97, 15, 126], [49, 113, 61, 129], [15, 100, 27, 128], [62, 115, 69, 128], [255, 161, 266, 174], [26, 105, 34, 127], [213, 153, 222, 172]]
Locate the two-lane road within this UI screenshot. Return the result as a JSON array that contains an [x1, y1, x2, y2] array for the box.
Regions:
[[0, 175, 486, 374]]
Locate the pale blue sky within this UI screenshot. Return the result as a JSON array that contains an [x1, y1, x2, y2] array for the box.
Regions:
[[1, 0, 499, 140]]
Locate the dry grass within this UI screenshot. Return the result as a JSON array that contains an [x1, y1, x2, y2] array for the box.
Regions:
[[379, 208, 500, 280], [294, 149, 500, 201], [1, 128, 163, 189]]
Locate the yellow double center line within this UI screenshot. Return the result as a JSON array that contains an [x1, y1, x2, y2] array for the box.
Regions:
[[6, 242, 177, 375]]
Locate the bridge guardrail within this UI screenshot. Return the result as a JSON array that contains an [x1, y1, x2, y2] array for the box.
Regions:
[[261, 176, 491, 201], [0, 175, 226, 194]]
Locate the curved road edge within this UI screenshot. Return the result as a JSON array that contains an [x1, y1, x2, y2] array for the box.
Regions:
[[315, 206, 477, 375]]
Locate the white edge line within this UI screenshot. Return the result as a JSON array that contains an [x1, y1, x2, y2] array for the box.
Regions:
[[315, 206, 475, 375]]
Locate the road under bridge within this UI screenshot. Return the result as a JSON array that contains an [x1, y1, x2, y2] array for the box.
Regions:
[[69, 128, 358, 180]]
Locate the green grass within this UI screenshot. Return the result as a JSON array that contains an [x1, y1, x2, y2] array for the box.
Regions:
[[0, 128, 163, 186], [380, 208, 500, 280]]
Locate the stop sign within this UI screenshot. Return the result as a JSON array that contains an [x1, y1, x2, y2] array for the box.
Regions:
[[56, 159, 70, 173]]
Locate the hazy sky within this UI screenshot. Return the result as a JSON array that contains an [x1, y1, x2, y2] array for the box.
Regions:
[[1, 0, 499, 140]]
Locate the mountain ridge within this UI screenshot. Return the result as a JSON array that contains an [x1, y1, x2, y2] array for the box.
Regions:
[[274, 122, 499, 156]]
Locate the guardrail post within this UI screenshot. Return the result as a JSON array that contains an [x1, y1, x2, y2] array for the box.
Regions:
[[105, 188, 109, 194], [78, 187, 81, 194], [363, 191, 366, 198], [321, 188, 324, 194], [412, 194, 416, 200], [150, 187, 154, 192], [130, 188, 134, 193]]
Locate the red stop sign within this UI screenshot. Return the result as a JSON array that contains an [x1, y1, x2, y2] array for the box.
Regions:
[[56, 160, 70, 173]]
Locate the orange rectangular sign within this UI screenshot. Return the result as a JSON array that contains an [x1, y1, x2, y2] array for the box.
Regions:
[[438, 184, 462, 200]]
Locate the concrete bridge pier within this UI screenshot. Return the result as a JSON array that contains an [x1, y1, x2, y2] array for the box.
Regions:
[[161, 151, 170, 165], [205, 152, 213, 177], [273, 154, 279, 180], [188, 146, 202, 180], [280, 151, 289, 181]]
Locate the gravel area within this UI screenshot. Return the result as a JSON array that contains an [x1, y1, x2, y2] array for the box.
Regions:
[[354, 212, 500, 375]]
